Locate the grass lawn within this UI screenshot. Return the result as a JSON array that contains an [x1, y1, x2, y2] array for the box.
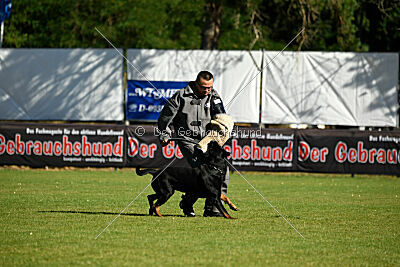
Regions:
[[0, 168, 399, 266]]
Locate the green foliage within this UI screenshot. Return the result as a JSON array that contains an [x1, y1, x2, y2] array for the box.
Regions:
[[355, 0, 400, 51], [2, 0, 399, 51], [4, 0, 205, 49], [0, 169, 399, 265]]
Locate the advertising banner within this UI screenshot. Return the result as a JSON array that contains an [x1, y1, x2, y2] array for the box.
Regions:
[[0, 0, 12, 23], [126, 49, 262, 123], [0, 123, 125, 167], [1, 122, 399, 175], [125, 125, 190, 168], [297, 130, 400, 175], [124, 126, 296, 172], [126, 80, 188, 121], [124, 127, 400, 175], [224, 128, 296, 171]]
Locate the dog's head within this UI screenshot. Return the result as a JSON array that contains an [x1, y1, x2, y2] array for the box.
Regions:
[[203, 141, 230, 160], [193, 141, 230, 173], [202, 142, 230, 175], [193, 141, 229, 183]]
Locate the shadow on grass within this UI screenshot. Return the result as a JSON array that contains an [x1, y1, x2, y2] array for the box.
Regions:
[[38, 211, 299, 219], [38, 210, 185, 217]]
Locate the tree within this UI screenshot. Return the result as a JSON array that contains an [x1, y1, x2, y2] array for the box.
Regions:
[[201, 0, 222, 49], [2, 0, 399, 52]]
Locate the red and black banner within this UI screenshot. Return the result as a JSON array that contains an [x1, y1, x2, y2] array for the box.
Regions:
[[125, 125, 190, 169], [224, 128, 296, 172], [0, 123, 125, 167], [297, 130, 400, 175], [1, 122, 399, 175]]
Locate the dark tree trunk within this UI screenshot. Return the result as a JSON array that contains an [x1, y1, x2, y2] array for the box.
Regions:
[[201, 1, 222, 50]]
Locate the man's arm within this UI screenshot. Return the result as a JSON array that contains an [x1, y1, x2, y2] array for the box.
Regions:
[[157, 92, 180, 146], [211, 90, 226, 118]]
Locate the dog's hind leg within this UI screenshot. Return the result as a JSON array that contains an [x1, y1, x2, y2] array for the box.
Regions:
[[214, 197, 233, 219], [153, 191, 175, 217], [153, 205, 163, 217], [147, 194, 158, 215]]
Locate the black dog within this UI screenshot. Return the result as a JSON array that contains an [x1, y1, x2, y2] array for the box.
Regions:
[[136, 142, 235, 219]]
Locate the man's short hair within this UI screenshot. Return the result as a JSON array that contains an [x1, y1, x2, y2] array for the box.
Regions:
[[196, 71, 213, 82]]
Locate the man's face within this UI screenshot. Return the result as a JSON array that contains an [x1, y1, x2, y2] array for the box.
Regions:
[[196, 78, 213, 96]]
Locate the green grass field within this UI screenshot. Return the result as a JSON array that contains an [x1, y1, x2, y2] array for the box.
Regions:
[[0, 168, 399, 266]]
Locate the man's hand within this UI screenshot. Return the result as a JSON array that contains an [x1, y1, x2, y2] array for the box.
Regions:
[[160, 139, 170, 147]]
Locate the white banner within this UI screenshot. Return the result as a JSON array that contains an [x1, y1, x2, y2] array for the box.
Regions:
[[127, 49, 262, 123], [261, 51, 399, 127], [0, 49, 124, 121]]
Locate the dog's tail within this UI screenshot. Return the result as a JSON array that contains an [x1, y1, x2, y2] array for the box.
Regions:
[[136, 167, 158, 176], [221, 194, 238, 211]]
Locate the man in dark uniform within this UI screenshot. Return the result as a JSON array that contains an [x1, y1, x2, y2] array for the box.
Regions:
[[157, 71, 229, 217]]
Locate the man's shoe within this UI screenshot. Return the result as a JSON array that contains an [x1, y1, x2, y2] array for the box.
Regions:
[[179, 199, 195, 217], [203, 210, 224, 217]]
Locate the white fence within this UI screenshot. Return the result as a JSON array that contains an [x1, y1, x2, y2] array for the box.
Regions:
[[127, 49, 262, 123], [262, 51, 399, 126], [0, 49, 124, 121], [0, 48, 398, 126]]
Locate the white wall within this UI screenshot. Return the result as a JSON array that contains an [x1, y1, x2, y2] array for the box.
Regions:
[[127, 49, 262, 123], [0, 49, 124, 121], [261, 51, 399, 126]]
